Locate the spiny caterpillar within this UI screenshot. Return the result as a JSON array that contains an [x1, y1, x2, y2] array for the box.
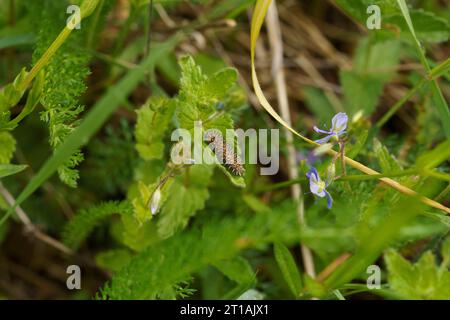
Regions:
[[204, 129, 245, 176]]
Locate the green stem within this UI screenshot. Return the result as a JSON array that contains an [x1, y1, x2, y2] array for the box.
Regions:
[[18, 27, 73, 93], [86, 0, 104, 50], [375, 78, 426, 130]]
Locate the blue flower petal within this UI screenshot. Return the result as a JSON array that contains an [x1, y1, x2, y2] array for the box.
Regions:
[[315, 135, 332, 144], [331, 112, 348, 134], [313, 126, 332, 135]]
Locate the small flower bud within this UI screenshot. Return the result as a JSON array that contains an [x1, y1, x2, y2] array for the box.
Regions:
[[150, 188, 162, 216], [326, 162, 336, 185]]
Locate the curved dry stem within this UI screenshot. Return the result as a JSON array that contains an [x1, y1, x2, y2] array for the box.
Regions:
[[250, 0, 450, 215]]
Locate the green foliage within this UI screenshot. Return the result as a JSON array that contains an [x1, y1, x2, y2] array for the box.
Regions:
[[83, 120, 138, 195], [135, 98, 176, 160], [96, 249, 134, 273], [98, 200, 298, 299], [274, 242, 303, 298], [336, 0, 450, 43], [32, 0, 91, 187], [0, 132, 16, 164], [62, 201, 133, 250], [156, 165, 212, 238], [213, 256, 256, 286], [128, 56, 244, 236], [0, 164, 27, 178], [385, 246, 450, 299], [1, 0, 449, 301], [340, 38, 401, 116]]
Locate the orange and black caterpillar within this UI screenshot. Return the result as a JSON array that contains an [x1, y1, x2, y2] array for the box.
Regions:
[[204, 129, 245, 176]]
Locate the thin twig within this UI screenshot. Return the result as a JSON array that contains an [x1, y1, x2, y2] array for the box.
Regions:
[[317, 252, 351, 282], [0, 182, 73, 255], [266, 1, 316, 278]]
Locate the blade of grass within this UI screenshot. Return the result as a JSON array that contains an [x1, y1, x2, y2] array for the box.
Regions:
[[0, 35, 181, 226], [396, 0, 450, 137]]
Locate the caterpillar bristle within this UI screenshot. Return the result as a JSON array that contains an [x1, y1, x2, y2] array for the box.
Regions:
[[204, 129, 245, 176]]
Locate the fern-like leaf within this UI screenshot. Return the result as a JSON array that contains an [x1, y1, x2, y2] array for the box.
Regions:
[[97, 201, 298, 299], [62, 201, 133, 250]]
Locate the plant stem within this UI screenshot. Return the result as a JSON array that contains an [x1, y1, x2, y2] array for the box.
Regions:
[[266, 2, 316, 278], [19, 27, 72, 93], [375, 78, 426, 130]]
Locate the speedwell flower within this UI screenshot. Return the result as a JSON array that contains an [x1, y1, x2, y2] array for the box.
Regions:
[[314, 112, 348, 144], [306, 167, 333, 209]]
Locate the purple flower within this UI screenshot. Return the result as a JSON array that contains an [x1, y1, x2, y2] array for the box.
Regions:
[[306, 167, 333, 209], [314, 112, 348, 144]]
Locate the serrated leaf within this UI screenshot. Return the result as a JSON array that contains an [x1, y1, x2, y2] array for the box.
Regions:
[[156, 164, 212, 238], [214, 256, 256, 285], [0, 131, 16, 164], [385, 249, 450, 299], [135, 97, 175, 160], [386, 9, 450, 43], [274, 242, 303, 298], [204, 68, 238, 100], [178, 56, 238, 108]]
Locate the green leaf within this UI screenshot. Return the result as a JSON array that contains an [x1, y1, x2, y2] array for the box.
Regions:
[[0, 68, 28, 112], [387, 9, 450, 43], [341, 38, 401, 116], [135, 97, 175, 160], [0, 164, 27, 179], [237, 289, 265, 300], [132, 178, 172, 224], [335, 0, 399, 23], [0, 132, 16, 164], [32, 0, 92, 187], [5, 70, 45, 130], [96, 249, 134, 272], [303, 86, 336, 124], [178, 56, 237, 107], [441, 236, 450, 266], [62, 201, 133, 250], [214, 256, 256, 285], [385, 249, 450, 299], [157, 164, 212, 238], [274, 242, 303, 298], [203, 147, 245, 188], [336, 0, 450, 43], [415, 138, 450, 170], [204, 68, 238, 100], [341, 71, 384, 116], [373, 138, 403, 173]]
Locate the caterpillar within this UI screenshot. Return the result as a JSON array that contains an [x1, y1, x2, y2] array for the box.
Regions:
[[204, 129, 245, 176]]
